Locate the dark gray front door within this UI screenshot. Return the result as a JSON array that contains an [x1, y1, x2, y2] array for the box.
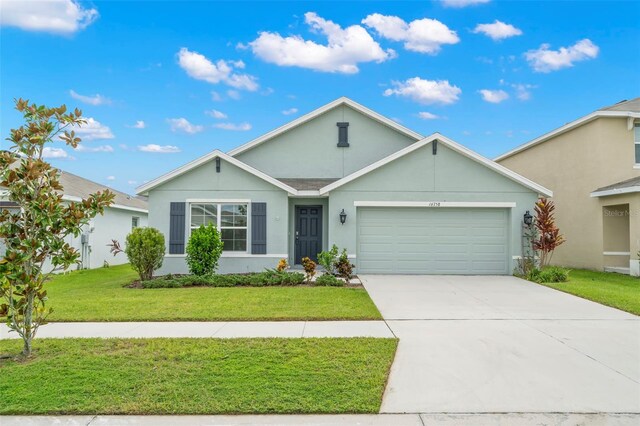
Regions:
[[295, 205, 322, 264]]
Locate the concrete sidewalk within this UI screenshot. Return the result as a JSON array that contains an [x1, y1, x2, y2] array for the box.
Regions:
[[2, 413, 639, 426], [0, 321, 394, 339]]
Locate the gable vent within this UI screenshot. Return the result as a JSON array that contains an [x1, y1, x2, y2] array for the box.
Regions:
[[337, 122, 349, 147]]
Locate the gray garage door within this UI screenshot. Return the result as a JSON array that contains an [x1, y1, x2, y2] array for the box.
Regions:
[[357, 207, 509, 274]]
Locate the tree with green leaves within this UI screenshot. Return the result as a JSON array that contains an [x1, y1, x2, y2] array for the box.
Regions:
[[186, 223, 224, 276], [0, 99, 114, 357]]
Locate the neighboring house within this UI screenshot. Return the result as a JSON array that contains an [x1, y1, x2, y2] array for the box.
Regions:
[[1, 168, 148, 271], [496, 97, 640, 275], [137, 97, 551, 275]]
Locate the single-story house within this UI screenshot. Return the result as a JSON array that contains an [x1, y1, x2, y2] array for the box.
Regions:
[[137, 97, 551, 275], [496, 97, 640, 275], [1, 168, 148, 271]]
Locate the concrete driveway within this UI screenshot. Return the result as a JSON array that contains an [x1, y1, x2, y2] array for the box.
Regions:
[[361, 275, 640, 414]]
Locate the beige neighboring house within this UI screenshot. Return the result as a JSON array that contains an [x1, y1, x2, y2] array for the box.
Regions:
[[496, 97, 640, 275]]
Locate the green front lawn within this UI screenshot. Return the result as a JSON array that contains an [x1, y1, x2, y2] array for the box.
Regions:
[[0, 337, 398, 414], [46, 265, 382, 321], [540, 269, 640, 315]]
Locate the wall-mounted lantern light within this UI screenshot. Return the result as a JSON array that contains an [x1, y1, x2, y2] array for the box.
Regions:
[[339, 209, 347, 225], [523, 210, 533, 226]]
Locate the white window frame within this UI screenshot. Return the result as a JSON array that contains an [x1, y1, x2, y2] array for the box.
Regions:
[[131, 216, 139, 230], [186, 199, 250, 253]]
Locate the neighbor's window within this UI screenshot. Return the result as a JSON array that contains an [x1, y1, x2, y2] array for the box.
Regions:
[[635, 124, 640, 164], [131, 216, 139, 230], [190, 203, 247, 251]]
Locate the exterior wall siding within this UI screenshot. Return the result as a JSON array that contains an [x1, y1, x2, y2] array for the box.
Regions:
[[327, 143, 538, 274], [147, 157, 289, 275], [498, 117, 639, 271], [235, 105, 417, 179]]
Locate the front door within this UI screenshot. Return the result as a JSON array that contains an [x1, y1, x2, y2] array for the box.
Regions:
[[295, 205, 322, 264]]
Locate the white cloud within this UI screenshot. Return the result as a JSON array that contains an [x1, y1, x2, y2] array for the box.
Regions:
[[249, 12, 395, 74], [177, 47, 258, 91], [205, 109, 227, 119], [128, 120, 145, 129], [127, 180, 137, 185], [74, 144, 114, 153], [362, 13, 459, 54], [525, 39, 599, 73], [512, 83, 535, 100], [227, 90, 241, 100], [213, 122, 252, 131], [441, 0, 490, 8], [106, 175, 115, 181], [72, 117, 114, 140], [138, 144, 181, 153], [383, 77, 461, 105], [417, 112, 440, 120], [42, 147, 68, 158], [0, 0, 98, 34], [211, 91, 222, 101], [282, 108, 298, 115], [479, 89, 509, 103], [472, 20, 522, 41], [69, 90, 111, 106], [167, 118, 204, 134]]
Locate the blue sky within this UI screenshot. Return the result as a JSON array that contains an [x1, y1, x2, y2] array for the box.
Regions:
[[1, 0, 639, 193]]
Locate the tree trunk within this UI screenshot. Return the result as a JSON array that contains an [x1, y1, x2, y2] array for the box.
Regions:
[[21, 292, 35, 357]]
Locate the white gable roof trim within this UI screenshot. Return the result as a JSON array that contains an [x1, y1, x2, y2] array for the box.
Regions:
[[227, 97, 423, 157], [135, 150, 298, 195], [319, 133, 553, 197], [495, 110, 640, 162]]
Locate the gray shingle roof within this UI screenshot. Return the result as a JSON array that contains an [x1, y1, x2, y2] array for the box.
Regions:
[[600, 97, 640, 112], [7, 161, 147, 211], [59, 170, 148, 210], [593, 176, 640, 193], [276, 178, 339, 191]]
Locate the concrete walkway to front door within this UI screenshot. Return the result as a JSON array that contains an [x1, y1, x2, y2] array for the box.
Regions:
[[361, 275, 640, 414]]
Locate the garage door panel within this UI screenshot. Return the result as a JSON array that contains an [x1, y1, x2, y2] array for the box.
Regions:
[[357, 207, 509, 275]]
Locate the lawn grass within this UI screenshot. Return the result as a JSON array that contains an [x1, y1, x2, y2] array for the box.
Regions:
[[45, 265, 382, 321], [540, 269, 640, 315], [0, 337, 398, 414]]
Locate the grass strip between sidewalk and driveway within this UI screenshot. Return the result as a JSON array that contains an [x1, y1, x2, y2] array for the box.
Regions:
[[0, 337, 398, 415], [45, 265, 382, 321], [539, 269, 640, 315]]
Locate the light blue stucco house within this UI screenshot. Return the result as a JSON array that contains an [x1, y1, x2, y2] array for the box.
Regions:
[[137, 98, 552, 275]]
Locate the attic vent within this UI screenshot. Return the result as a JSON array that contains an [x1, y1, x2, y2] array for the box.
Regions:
[[337, 122, 349, 147]]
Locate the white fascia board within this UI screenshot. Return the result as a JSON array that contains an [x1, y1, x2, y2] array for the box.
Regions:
[[353, 201, 516, 208], [590, 186, 640, 198], [320, 133, 553, 197], [319, 135, 435, 194], [495, 111, 640, 162], [227, 97, 423, 157], [62, 195, 148, 214], [435, 134, 554, 197], [136, 150, 297, 196]]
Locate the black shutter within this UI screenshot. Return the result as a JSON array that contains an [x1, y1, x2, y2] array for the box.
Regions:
[[169, 202, 186, 254], [337, 122, 349, 147], [251, 202, 267, 254]]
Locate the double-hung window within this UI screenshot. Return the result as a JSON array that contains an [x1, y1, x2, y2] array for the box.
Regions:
[[190, 203, 248, 252], [635, 124, 640, 165]]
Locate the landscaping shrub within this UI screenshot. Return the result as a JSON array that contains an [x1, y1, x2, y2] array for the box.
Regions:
[[125, 227, 165, 281], [315, 273, 344, 287], [186, 224, 223, 276], [317, 244, 339, 275], [301, 256, 317, 283], [276, 258, 289, 272], [334, 249, 354, 281], [139, 270, 305, 289], [526, 266, 570, 283]]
